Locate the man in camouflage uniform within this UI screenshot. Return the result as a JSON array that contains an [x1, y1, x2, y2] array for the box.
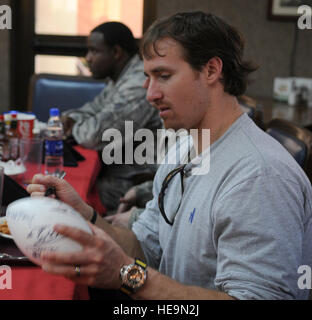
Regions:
[[61, 22, 162, 214]]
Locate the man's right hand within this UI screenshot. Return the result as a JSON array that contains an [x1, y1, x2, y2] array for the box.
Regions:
[[26, 174, 93, 222], [61, 115, 76, 138]]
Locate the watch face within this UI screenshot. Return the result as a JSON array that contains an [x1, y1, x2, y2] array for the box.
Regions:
[[126, 265, 146, 289]]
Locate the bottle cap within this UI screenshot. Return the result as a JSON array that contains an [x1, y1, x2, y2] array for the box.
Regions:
[[10, 111, 18, 119], [50, 108, 60, 117]]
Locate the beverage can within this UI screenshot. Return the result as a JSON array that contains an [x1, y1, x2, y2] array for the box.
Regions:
[[17, 113, 35, 139]]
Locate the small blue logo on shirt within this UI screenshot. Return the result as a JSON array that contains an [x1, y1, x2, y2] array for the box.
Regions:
[[189, 208, 196, 224]]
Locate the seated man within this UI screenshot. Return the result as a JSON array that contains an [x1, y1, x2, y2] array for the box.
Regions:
[[62, 22, 162, 214], [28, 12, 312, 300]]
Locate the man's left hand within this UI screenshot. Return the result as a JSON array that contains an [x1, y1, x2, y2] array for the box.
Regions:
[[40, 223, 133, 289]]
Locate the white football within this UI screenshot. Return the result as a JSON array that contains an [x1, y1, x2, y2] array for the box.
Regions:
[[6, 197, 92, 266]]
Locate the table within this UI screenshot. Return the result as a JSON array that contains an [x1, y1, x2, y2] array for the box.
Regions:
[[255, 97, 312, 128], [64, 146, 106, 215], [0, 146, 105, 300]]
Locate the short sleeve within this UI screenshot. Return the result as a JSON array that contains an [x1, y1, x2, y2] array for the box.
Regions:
[[212, 174, 309, 300]]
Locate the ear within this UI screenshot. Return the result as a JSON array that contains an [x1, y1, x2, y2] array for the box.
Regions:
[[203, 57, 223, 84], [112, 45, 124, 60]]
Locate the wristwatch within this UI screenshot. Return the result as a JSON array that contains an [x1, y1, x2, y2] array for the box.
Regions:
[[120, 258, 147, 295]]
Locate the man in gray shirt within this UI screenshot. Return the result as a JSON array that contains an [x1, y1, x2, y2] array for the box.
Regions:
[[28, 12, 312, 299]]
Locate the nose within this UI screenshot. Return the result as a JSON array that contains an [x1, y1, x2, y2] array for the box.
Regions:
[[144, 78, 163, 104]]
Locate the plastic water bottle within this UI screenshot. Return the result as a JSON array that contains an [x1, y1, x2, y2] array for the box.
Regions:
[[44, 108, 64, 175]]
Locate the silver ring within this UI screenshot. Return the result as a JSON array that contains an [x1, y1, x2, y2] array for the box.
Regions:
[[74, 265, 81, 277]]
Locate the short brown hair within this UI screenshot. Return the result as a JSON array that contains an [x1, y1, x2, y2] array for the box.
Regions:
[[141, 11, 257, 97]]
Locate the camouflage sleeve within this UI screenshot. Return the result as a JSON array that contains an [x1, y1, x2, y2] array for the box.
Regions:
[[62, 82, 111, 125], [128, 207, 145, 230], [63, 81, 157, 151], [134, 180, 154, 208]]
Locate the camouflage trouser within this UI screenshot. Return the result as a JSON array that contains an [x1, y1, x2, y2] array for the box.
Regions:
[[96, 175, 135, 215]]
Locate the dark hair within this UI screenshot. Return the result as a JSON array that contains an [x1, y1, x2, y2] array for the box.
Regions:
[[92, 22, 138, 56], [141, 11, 257, 96]]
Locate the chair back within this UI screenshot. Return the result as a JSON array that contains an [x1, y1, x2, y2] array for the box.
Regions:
[[28, 73, 107, 122], [266, 118, 312, 179]]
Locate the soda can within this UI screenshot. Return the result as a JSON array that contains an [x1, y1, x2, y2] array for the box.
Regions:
[[17, 113, 36, 139]]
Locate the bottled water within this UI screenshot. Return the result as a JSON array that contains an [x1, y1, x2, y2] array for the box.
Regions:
[[44, 108, 64, 175]]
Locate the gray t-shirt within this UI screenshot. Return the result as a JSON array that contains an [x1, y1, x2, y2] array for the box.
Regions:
[[132, 113, 312, 300]]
